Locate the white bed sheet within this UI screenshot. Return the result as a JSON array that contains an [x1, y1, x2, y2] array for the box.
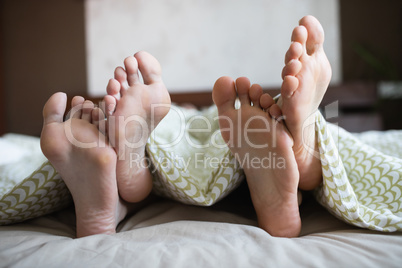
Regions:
[[1, 192, 401, 268]]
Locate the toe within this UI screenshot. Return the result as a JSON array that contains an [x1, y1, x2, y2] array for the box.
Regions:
[[92, 107, 106, 135], [285, 42, 303, 64], [299, 15, 325, 55], [106, 79, 121, 98], [81, 100, 95, 122], [291, 26, 308, 53], [42, 92, 67, 125], [70, 96, 85, 119], [281, 75, 299, 99], [260, 93, 275, 110], [249, 84, 263, 108], [124, 56, 141, 86], [102, 95, 117, 116], [72, 96, 85, 107], [268, 104, 282, 120], [281, 59, 302, 79], [236, 77, 251, 106], [212, 76, 237, 114], [114, 66, 129, 92], [134, 51, 162, 85]]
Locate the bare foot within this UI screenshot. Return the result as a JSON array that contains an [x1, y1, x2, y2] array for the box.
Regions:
[[278, 15, 332, 190], [103, 51, 171, 203], [40, 93, 127, 237], [213, 76, 301, 237]]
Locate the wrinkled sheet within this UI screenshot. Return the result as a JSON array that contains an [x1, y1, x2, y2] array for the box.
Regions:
[[1, 192, 401, 268]]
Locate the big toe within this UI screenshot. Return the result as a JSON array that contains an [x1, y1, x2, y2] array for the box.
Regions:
[[134, 51, 162, 85], [299, 15, 325, 55], [41, 92, 68, 161], [43, 92, 67, 125], [213, 76, 237, 115]]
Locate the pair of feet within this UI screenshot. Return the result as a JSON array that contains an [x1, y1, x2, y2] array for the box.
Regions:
[[40, 15, 331, 238], [213, 16, 330, 237], [41, 51, 171, 237]]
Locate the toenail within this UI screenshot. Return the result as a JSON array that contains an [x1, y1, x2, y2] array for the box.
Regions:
[[284, 92, 292, 98], [122, 81, 129, 89], [288, 91, 295, 98], [108, 104, 116, 115]]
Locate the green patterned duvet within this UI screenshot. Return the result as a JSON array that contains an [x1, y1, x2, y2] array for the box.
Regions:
[[1, 105, 401, 232]]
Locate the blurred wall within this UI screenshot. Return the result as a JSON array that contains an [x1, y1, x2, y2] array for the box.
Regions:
[[0, 13, 4, 136], [85, 0, 341, 95], [1, 0, 401, 136], [1, 0, 87, 136]]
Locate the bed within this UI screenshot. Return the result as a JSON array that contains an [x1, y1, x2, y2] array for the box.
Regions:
[[1, 84, 402, 267], [1, 189, 402, 267]]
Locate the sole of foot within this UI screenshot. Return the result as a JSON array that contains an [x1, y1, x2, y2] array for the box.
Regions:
[[279, 15, 332, 190], [213, 76, 301, 237], [103, 51, 171, 203], [41, 93, 120, 237]]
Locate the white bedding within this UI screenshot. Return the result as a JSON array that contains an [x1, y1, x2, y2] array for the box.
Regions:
[[1, 191, 402, 267]]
